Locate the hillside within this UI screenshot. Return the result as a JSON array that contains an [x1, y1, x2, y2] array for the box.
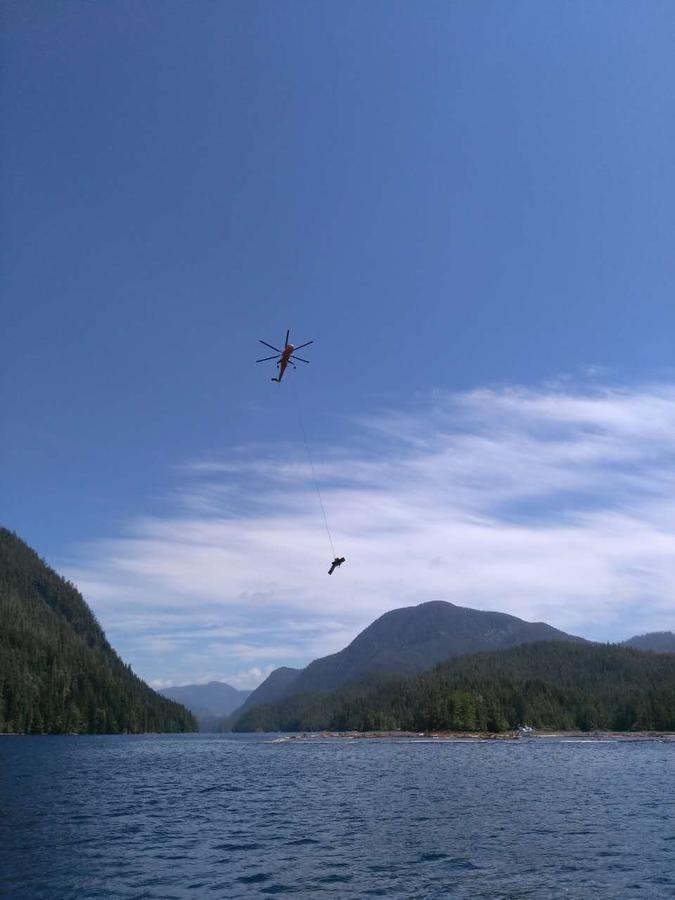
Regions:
[[236, 600, 583, 720], [623, 632, 675, 653], [0, 528, 197, 734], [234, 641, 675, 733], [235, 666, 301, 718]]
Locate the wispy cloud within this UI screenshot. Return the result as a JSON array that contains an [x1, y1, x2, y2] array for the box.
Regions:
[[64, 383, 675, 687]]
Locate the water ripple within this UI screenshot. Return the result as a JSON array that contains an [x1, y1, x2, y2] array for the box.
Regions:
[[2, 735, 675, 898]]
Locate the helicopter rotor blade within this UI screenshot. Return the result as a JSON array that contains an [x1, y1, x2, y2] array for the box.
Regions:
[[293, 356, 310, 364], [259, 340, 282, 352], [293, 340, 314, 351], [256, 355, 281, 363], [285, 329, 290, 348]]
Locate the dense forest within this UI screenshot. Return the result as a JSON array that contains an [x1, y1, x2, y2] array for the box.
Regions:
[[0, 528, 197, 734], [233, 641, 675, 733]]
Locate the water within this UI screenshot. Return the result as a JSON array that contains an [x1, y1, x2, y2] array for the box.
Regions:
[[2, 734, 675, 898]]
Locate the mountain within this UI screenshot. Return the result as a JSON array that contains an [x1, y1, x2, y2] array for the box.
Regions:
[[622, 632, 675, 653], [234, 641, 675, 733], [233, 600, 584, 722], [159, 681, 250, 725], [235, 666, 301, 718], [0, 527, 197, 734]]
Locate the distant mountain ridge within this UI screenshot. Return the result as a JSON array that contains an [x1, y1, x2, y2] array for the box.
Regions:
[[233, 600, 585, 722], [622, 632, 675, 653], [0, 527, 196, 734], [159, 681, 250, 725]]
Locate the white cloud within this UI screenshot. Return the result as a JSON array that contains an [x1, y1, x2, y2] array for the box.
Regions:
[[63, 382, 675, 685]]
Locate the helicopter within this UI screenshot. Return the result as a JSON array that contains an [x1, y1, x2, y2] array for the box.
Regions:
[[256, 329, 313, 383], [255, 327, 344, 574]]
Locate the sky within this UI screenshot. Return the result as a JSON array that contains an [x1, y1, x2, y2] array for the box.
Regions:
[[2, 1, 675, 689]]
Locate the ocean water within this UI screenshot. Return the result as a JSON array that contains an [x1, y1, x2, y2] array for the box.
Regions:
[[2, 734, 675, 898]]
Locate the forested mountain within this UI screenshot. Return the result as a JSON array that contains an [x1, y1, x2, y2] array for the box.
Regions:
[[236, 601, 583, 720], [0, 528, 196, 734], [159, 681, 250, 727], [234, 641, 675, 733], [623, 632, 675, 653], [235, 666, 301, 717]]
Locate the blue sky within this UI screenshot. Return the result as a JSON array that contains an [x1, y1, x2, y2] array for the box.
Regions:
[[2, 2, 675, 687]]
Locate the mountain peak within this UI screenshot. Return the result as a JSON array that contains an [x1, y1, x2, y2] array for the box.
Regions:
[[236, 599, 584, 719]]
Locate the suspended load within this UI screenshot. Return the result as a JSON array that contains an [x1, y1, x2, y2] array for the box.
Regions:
[[328, 557, 346, 575]]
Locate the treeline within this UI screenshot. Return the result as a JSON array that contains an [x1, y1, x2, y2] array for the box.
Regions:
[[0, 528, 196, 734], [233, 641, 675, 733]]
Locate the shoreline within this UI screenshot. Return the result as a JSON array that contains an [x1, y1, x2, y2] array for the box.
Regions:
[[272, 729, 675, 742], [4, 729, 675, 740]]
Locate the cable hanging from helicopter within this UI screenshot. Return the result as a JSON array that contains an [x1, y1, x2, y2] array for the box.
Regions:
[[256, 329, 346, 575]]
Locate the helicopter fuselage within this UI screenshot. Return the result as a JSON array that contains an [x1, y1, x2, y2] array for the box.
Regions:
[[257, 332, 312, 382], [273, 344, 295, 382]]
